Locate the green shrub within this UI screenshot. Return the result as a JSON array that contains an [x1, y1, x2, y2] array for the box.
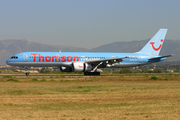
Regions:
[[41, 78, 46, 81], [151, 76, 161, 80], [3, 76, 12, 78], [32, 78, 38, 81], [174, 69, 179, 72], [153, 69, 162, 73], [7, 78, 19, 82], [55, 76, 59, 78], [119, 68, 132, 73], [61, 75, 65, 78]]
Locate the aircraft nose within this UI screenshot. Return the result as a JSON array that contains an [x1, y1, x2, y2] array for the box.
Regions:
[[6, 59, 11, 65]]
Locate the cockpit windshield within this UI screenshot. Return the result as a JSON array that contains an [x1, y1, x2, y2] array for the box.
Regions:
[[10, 56, 18, 59]]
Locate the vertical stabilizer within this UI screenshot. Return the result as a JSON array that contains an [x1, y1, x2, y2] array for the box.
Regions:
[[138, 29, 168, 55]]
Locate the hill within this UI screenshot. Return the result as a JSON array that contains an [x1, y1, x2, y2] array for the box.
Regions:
[[90, 39, 179, 60], [0, 39, 87, 65]]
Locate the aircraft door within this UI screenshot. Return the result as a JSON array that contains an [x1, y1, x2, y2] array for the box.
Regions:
[[23, 54, 28, 62], [139, 56, 143, 63]]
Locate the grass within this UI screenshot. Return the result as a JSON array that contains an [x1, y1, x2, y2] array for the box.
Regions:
[[6, 78, 19, 82], [3, 75, 13, 78], [32, 78, 38, 81], [0, 75, 179, 119]]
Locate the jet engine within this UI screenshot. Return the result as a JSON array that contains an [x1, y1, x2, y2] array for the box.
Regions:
[[73, 62, 92, 72], [59, 66, 73, 72]]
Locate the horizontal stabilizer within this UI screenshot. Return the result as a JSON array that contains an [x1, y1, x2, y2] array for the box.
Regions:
[[148, 54, 174, 60]]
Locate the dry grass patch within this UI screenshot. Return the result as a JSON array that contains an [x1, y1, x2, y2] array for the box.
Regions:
[[0, 75, 180, 119]]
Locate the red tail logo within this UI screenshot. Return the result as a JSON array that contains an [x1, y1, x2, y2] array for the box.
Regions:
[[150, 39, 163, 51]]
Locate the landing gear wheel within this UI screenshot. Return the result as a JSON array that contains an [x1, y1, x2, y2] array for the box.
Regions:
[[88, 72, 92, 76], [96, 72, 100, 75], [84, 72, 88, 76], [83, 72, 100, 76], [92, 72, 95, 75], [25, 72, 29, 76], [94, 72, 100, 76]]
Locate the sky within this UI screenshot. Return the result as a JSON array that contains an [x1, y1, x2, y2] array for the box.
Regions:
[[0, 0, 180, 49]]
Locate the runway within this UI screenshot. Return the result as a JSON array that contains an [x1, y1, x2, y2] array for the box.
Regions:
[[0, 74, 126, 77], [0, 73, 178, 77]]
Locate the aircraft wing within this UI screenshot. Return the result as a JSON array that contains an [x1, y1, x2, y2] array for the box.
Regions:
[[85, 56, 128, 66], [148, 54, 174, 60]]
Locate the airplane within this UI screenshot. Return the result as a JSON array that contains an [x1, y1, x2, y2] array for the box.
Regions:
[[6, 29, 174, 76]]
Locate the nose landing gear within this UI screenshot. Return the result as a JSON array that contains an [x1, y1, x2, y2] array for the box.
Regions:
[[25, 72, 30, 76], [24, 66, 30, 76]]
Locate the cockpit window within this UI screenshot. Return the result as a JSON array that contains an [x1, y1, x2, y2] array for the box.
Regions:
[[10, 56, 18, 59]]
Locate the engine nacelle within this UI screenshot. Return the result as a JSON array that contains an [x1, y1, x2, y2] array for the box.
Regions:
[[59, 66, 73, 72], [73, 62, 92, 72]]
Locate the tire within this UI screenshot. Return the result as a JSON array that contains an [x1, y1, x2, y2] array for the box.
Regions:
[[92, 72, 96, 75], [84, 72, 88, 75], [97, 72, 100, 75], [88, 72, 92, 75]]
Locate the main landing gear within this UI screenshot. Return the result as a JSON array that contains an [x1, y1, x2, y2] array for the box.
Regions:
[[84, 72, 100, 76], [84, 62, 102, 76], [24, 67, 30, 76]]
